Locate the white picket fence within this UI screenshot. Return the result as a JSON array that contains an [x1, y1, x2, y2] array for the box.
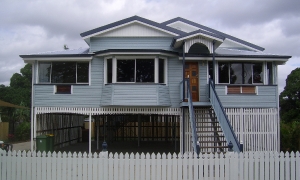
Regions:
[[1, 150, 299, 180]]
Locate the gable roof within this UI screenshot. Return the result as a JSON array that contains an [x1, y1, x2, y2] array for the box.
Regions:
[[161, 17, 265, 51], [80, 16, 185, 39]]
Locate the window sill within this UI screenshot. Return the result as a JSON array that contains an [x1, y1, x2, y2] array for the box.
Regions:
[[34, 83, 89, 85]]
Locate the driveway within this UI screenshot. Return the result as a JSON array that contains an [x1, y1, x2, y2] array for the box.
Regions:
[[12, 141, 31, 151]]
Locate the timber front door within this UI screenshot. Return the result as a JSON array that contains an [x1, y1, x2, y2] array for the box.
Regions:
[[185, 62, 199, 101]]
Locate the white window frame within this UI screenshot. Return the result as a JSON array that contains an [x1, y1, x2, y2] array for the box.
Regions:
[[37, 61, 90, 84], [104, 56, 168, 84], [217, 61, 264, 85]]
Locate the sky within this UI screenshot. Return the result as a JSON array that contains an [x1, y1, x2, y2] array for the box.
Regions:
[[0, 0, 299, 93]]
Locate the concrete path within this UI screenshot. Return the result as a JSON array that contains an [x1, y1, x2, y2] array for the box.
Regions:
[[12, 141, 31, 151]]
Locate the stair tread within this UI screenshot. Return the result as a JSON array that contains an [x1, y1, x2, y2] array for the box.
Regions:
[[198, 140, 227, 142], [200, 146, 228, 148]]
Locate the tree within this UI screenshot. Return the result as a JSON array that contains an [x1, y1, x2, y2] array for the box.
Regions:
[[0, 63, 32, 134], [279, 67, 300, 151], [279, 67, 300, 123]]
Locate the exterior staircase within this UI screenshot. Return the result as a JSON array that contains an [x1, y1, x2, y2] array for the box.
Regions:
[[195, 108, 227, 153]]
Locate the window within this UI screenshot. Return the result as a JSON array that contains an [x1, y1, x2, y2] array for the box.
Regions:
[[159, 58, 165, 83], [267, 62, 273, 85], [117, 59, 154, 82], [38, 62, 89, 84], [218, 62, 263, 84], [55, 85, 72, 94], [107, 59, 112, 83], [227, 86, 256, 94], [106, 57, 166, 84], [38, 63, 51, 83]]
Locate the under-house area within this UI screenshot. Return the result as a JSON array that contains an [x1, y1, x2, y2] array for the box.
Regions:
[[35, 113, 180, 154]]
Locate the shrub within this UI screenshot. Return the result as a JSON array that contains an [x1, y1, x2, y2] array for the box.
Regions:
[[15, 122, 31, 141]]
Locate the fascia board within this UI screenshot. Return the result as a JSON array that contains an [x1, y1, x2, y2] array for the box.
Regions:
[[95, 51, 178, 57], [82, 20, 179, 40], [23, 57, 93, 62], [179, 56, 290, 62]]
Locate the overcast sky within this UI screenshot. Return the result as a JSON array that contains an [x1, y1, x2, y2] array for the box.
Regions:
[[0, 0, 299, 93]]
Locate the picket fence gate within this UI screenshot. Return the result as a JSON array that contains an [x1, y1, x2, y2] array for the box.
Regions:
[[1, 150, 299, 180]]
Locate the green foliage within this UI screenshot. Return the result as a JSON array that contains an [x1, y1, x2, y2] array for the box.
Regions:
[[280, 121, 300, 152], [13, 102, 30, 123], [279, 67, 300, 123], [280, 67, 300, 151], [0, 63, 32, 135], [15, 122, 31, 141]]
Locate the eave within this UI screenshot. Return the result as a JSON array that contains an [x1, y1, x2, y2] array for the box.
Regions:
[[94, 49, 179, 57], [20, 54, 93, 63]]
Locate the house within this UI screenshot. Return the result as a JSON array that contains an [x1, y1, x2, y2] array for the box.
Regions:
[[20, 16, 291, 153]]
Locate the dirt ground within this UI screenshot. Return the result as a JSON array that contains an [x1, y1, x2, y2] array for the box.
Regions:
[[57, 140, 180, 154]]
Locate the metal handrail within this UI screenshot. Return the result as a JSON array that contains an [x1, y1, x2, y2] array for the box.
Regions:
[[182, 78, 199, 153], [209, 79, 242, 152]]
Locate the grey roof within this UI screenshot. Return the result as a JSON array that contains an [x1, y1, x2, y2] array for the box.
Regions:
[[161, 17, 265, 51], [20, 47, 91, 58], [80, 16, 186, 38]]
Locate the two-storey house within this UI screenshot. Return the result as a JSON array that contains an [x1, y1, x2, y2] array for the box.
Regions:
[[20, 16, 291, 153]]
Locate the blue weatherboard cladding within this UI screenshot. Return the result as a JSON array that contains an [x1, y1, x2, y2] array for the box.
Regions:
[[100, 84, 171, 106], [34, 57, 103, 107], [167, 57, 182, 107], [90, 37, 175, 52], [28, 16, 287, 109], [215, 85, 277, 108], [199, 61, 209, 102]]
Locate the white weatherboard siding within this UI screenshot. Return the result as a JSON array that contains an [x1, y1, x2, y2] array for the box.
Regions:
[[1, 150, 299, 180]]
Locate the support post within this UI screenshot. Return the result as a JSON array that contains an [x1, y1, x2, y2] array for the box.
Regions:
[[102, 116, 107, 152], [33, 109, 37, 151], [182, 41, 186, 100], [31, 108, 35, 151], [97, 116, 99, 150], [89, 113, 92, 154], [182, 42, 186, 154], [212, 40, 216, 88], [31, 63, 35, 152], [138, 114, 141, 147]]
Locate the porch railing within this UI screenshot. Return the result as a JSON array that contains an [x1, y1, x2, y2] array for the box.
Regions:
[[181, 79, 199, 153], [209, 79, 243, 152]]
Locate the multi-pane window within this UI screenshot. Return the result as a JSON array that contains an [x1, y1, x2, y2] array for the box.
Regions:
[[106, 58, 166, 84], [117, 59, 154, 83], [38, 62, 89, 84], [218, 62, 263, 84]]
